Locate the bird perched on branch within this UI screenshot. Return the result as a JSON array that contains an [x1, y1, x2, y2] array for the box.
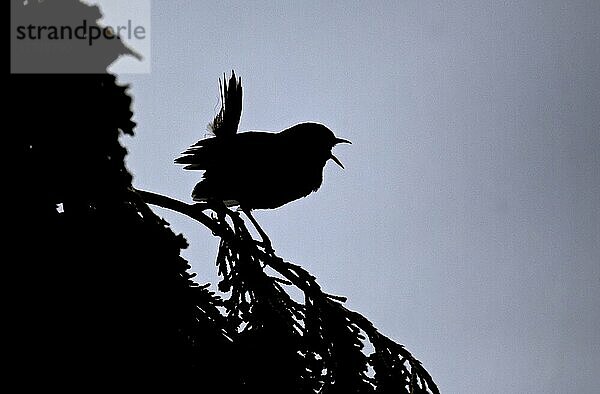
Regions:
[[176, 71, 350, 250], [175, 71, 351, 211]]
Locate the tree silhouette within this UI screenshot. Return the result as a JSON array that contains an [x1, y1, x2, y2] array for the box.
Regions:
[[13, 1, 439, 392]]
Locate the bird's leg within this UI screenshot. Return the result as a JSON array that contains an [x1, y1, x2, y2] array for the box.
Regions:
[[242, 208, 274, 254]]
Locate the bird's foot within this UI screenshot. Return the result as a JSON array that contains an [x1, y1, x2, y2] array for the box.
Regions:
[[256, 239, 275, 256]]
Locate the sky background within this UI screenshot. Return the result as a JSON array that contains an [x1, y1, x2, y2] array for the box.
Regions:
[[110, 1, 599, 392]]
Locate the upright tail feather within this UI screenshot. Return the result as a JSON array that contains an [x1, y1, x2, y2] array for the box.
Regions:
[[175, 71, 242, 169], [208, 70, 242, 138]]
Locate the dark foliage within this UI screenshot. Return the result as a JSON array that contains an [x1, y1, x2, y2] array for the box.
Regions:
[[137, 193, 439, 393], [12, 1, 439, 392]]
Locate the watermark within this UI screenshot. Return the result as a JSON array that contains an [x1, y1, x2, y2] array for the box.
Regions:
[[15, 19, 146, 47], [11, 0, 151, 74]]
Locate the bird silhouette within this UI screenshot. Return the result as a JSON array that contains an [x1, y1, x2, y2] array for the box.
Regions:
[[175, 71, 351, 211], [175, 72, 350, 249]]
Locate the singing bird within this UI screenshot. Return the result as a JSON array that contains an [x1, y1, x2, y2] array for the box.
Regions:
[[175, 71, 351, 212]]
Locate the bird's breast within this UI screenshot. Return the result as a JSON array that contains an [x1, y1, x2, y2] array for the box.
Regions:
[[234, 163, 324, 209]]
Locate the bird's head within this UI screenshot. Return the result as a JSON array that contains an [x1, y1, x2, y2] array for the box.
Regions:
[[285, 122, 352, 169]]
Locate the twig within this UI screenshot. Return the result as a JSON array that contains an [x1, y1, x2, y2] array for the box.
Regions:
[[134, 188, 228, 237], [242, 207, 274, 254], [134, 188, 337, 300]]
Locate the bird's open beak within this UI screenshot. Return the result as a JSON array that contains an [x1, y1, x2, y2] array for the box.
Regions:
[[330, 153, 345, 169], [331, 137, 351, 169], [334, 138, 352, 145]]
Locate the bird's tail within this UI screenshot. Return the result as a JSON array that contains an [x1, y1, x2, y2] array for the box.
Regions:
[[174, 71, 241, 169], [208, 70, 242, 138]]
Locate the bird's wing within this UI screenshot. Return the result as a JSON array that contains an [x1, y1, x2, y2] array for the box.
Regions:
[[175, 131, 277, 171], [174, 136, 220, 170], [208, 70, 242, 137]]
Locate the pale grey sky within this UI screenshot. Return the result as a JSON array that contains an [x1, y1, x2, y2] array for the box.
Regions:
[[116, 1, 599, 392]]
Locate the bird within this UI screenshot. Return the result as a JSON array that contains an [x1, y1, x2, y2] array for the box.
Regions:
[[175, 71, 350, 247]]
